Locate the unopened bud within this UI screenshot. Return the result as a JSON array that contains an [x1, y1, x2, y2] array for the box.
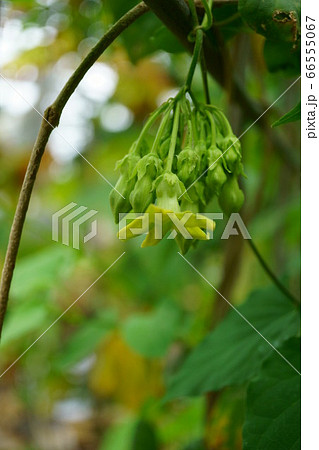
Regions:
[[218, 175, 244, 216], [116, 153, 140, 178], [136, 154, 163, 180], [110, 175, 136, 223], [130, 174, 154, 213], [217, 136, 241, 173], [195, 140, 208, 173], [177, 147, 200, 186]]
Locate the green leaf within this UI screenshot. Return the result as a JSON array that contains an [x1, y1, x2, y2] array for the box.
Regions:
[[272, 101, 301, 127], [11, 246, 76, 300], [243, 338, 300, 450], [1, 298, 51, 347], [99, 419, 136, 450], [54, 310, 117, 370], [121, 301, 180, 358], [238, 0, 301, 43], [264, 39, 300, 75], [165, 287, 300, 399], [131, 420, 159, 450]]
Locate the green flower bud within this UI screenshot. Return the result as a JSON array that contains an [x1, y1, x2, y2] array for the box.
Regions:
[[110, 176, 136, 223], [196, 139, 207, 173], [115, 152, 140, 178], [217, 135, 242, 173], [136, 154, 163, 180], [129, 154, 163, 212], [218, 175, 245, 216], [207, 146, 223, 167], [110, 152, 140, 223], [207, 164, 227, 195], [180, 183, 205, 212], [205, 146, 227, 197], [130, 174, 154, 213], [177, 147, 200, 186], [206, 164, 227, 196], [155, 172, 186, 212]]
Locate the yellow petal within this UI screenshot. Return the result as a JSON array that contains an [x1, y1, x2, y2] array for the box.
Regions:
[[117, 216, 148, 240], [186, 226, 209, 240], [175, 212, 215, 232], [141, 230, 161, 247]]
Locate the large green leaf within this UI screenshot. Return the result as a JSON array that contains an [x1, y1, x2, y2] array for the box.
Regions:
[[243, 338, 300, 450], [239, 0, 301, 43], [121, 301, 181, 358], [165, 288, 300, 399]]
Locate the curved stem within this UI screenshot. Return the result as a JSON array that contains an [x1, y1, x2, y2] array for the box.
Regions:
[[185, 28, 203, 90], [247, 239, 299, 306], [150, 102, 174, 153], [207, 105, 233, 135], [213, 12, 240, 27], [205, 110, 217, 145], [186, 119, 194, 146], [166, 103, 181, 171], [190, 112, 199, 144], [190, 0, 212, 103], [188, 0, 200, 26], [135, 100, 171, 152], [0, 2, 149, 338], [200, 50, 210, 103], [200, 0, 213, 30]]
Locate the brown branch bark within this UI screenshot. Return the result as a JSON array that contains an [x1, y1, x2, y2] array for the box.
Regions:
[[0, 2, 149, 337]]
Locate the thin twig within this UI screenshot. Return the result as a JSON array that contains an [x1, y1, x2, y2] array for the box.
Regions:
[[213, 12, 240, 27], [0, 2, 149, 337], [247, 239, 300, 306]]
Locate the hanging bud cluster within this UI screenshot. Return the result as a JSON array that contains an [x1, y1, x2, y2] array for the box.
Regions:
[[109, 92, 245, 253]]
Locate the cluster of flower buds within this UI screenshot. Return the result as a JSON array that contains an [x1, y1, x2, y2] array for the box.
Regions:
[[110, 92, 245, 253]]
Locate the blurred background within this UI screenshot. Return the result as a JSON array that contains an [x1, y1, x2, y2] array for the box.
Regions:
[[0, 0, 300, 448]]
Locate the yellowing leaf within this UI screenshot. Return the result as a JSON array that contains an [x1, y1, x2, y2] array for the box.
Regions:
[[89, 333, 163, 409]]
